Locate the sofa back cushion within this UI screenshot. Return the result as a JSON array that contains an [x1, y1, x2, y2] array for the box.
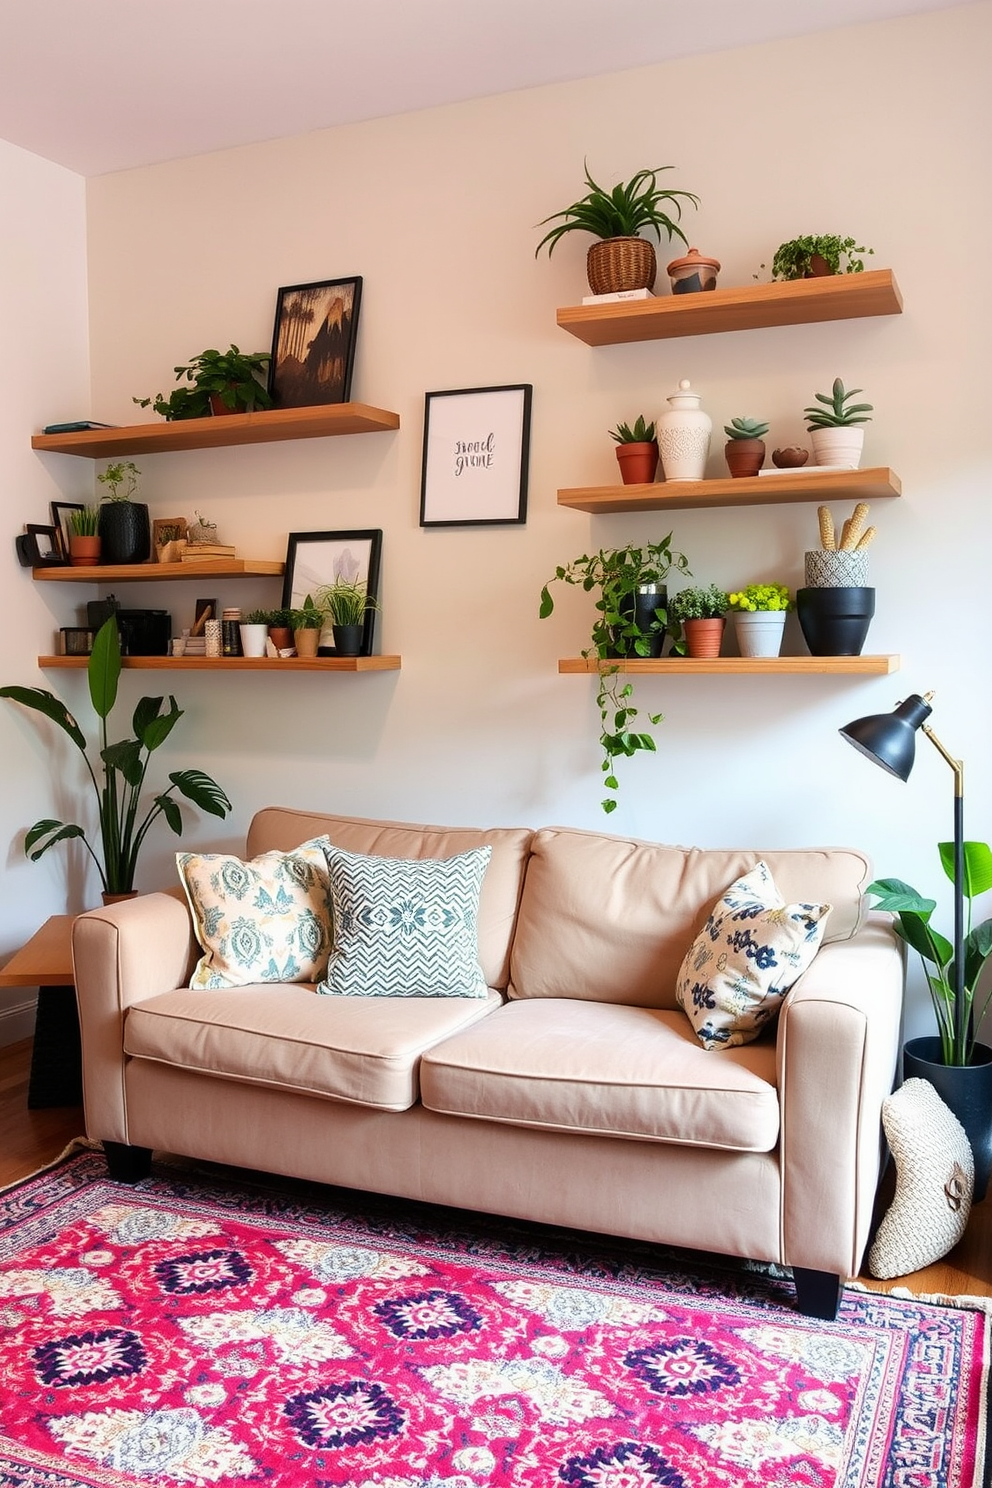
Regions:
[[247, 808, 533, 991], [508, 826, 870, 1009]]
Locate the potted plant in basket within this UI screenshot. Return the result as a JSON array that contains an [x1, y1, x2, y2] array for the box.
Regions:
[[314, 579, 379, 657], [540, 536, 691, 813], [669, 585, 730, 659], [727, 583, 793, 658], [610, 416, 659, 485], [134, 344, 273, 420], [803, 378, 872, 469], [766, 235, 874, 280], [723, 416, 769, 478], [535, 162, 699, 296], [96, 459, 150, 565], [0, 616, 231, 900]]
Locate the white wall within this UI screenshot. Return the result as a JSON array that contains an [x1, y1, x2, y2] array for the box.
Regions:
[[11, 2, 992, 1040]]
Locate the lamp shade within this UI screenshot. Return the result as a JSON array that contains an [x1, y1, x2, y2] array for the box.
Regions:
[[839, 693, 933, 781]]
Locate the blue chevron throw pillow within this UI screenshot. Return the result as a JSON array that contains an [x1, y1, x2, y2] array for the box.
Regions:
[[316, 843, 492, 998]]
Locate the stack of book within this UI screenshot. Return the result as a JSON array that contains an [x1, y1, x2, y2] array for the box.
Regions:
[[180, 543, 237, 563]]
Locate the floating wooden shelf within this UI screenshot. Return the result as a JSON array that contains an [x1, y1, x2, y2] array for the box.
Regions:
[[556, 269, 903, 347], [557, 466, 901, 515], [31, 403, 400, 458], [32, 558, 284, 583], [559, 656, 900, 676], [39, 655, 401, 673]]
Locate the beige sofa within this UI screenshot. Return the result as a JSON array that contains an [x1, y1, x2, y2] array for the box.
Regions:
[[71, 806, 904, 1319]]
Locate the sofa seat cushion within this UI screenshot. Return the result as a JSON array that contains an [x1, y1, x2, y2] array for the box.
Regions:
[[123, 985, 503, 1112], [419, 999, 780, 1151]]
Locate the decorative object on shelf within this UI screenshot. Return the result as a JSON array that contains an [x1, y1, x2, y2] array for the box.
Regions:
[[843, 692, 992, 1194], [152, 516, 188, 563], [798, 502, 876, 655], [290, 596, 324, 659], [269, 277, 362, 408], [50, 500, 85, 561], [203, 618, 222, 658], [263, 608, 295, 653], [419, 384, 532, 527], [657, 378, 711, 481], [187, 511, 218, 544], [67, 506, 101, 566], [728, 583, 792, 658], [609, 415, 659, 485], [282, 529, 383, 657], [804, 377, 872, 469], [666, 246, 720, 294], [0, 617, 232, 898], [134, 345, 273, 420], [221, 607, 243, 657], [669, 585, 730, 658], [723, 416, 769, 478], [313, 580, 381, 658], [16, 524, 63, 568], [772, 446, 810, 468], [540, 536, 691, 813], [96, 459, 150, 564], [765, 234, 874, 281], [240, 612, 271, 658], [535, 163, 698, 296]]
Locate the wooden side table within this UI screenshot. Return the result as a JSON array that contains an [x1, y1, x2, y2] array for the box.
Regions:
[[0, 915, 81, 1108]]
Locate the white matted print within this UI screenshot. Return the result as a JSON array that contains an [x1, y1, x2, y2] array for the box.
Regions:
[[420, 384, 532, 527]]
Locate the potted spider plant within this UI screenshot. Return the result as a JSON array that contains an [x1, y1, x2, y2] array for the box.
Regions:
[[314, 579, 380, 657]]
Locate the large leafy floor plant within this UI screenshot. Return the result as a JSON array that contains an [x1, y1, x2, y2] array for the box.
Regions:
[[1, 618, 231, 896]]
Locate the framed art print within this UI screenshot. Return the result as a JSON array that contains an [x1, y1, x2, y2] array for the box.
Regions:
[[420, 383, 532, 528], [269, 277, 362, 408], [281, 529, 382, 656], [50, 501, 85, 561]]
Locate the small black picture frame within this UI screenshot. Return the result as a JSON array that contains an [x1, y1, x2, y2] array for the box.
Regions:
[[281, 529, 383, 656], [420, 384, 532, 528], [17, 524, 64, 568], [269, 276, 363, 409], [50, 502, 85, 561]]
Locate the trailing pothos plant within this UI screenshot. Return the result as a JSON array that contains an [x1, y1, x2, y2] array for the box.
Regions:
[[0, 617, 232, 896], [540, 537, 690, 813]]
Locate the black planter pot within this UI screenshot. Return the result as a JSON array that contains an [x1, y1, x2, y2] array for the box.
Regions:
[[331, 623, 364, 657], [98, 502, 151, 565], [902, 1036, 992, 1201], [796, 585, 875, 656], [609, 585, 667, 659]]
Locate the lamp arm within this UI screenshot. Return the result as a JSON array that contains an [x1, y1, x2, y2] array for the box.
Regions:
[[922, 723, 966, 1060]]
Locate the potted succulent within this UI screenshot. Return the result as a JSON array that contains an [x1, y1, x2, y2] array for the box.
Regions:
[[540, 537, 691, 813], [0, 616, 231, 899], [314, 579, 379, 657], [767, 235, 874, 280], [535, 162, 699, 296], [289, 595, 325, 659], [134, 344, 273, 421], [68, 505, 101, 566], [723, 416, 769, 479], [610, 416, 659, 485], [96, 459, 150, 565], [803, 378, 872, 469], [727, 583, 793, 658], [669, 585, 730, 659]]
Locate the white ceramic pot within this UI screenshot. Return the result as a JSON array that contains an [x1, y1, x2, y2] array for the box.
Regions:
[[657, 378, 711, 481], [734, 610, 786, 658], [809, 426, 865, 469], [239, 622, 269, 658]]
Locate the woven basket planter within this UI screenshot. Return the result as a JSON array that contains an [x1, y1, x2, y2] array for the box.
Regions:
[[586, 237, 656, 295]]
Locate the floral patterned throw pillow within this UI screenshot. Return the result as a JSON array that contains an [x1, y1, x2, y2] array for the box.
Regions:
[[675, 861, 832, 1049], [177, 837, 333, 989]]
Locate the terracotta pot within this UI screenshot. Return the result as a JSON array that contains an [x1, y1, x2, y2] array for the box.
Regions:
[[683, 617, 725, 658], [268, 626, 293, 651], [724, 439, 765, 478], [806, 253, 833, 277], [614, 441, 659, 485], [69, 534, 102, 566], [102, 891, 139, 905], [208, 393, 238, 416], [586, 236, 656, 295], [293, 628, 320, 658]]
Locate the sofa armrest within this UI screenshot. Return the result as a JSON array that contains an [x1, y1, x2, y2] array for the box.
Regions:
[[72, 889, 198, 1143], [776, 912, 904, 1277]]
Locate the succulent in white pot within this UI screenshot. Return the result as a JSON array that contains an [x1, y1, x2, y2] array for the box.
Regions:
[[803, 378, 872, 469]]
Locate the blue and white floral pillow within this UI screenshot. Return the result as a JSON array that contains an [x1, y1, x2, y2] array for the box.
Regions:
[[675, 861, 832, 1049], [316, 843, 492, 998], [178, 837, 334, 989]]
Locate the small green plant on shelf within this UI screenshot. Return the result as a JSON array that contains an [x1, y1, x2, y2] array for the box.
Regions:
[[289, 596, 326, 630], [69, 505, 100, 536], [134, 344, 273, 420], [669, 585, 730, 621], [540, 537, 691, 814], [314, 580, 380, 627], [96, 460, 140, 502], [243, 610, 272, 625], [535, 164, 698, 256], [723, 416, 769, 440], [765, 235, 874, 280], [804, 378, 873, 429], [609, 416, 657, 444], [727, 583, 793, 612]]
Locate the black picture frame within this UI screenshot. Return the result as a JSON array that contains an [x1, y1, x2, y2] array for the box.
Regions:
[[18, 524, 64, 567], [50, 502, 85, 561], [281, 529, 382, 656], [420, 383, 532, 528], [269, 276, 362, 409]]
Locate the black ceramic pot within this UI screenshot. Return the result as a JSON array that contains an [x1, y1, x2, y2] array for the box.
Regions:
[[98, 502, 151, 565], [902, 1036, 992, 1201], [331, 623, 364, 657], [609, 585, 667, 658], [796, 585, 875, 656]]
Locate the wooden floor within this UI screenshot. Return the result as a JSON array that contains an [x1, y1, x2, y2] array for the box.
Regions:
[[1, 1035, 990, 1299]]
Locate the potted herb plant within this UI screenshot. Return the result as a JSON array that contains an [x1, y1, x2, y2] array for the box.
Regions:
[[535, 162, 699, 296], [96, 459, 150, 565], [314, 579, 379, 657], [803, 378, 873, 469], [723, 416, 769, 479], [134, 344, 273, 421], [669, 585, 730, 659], [289, 596, 325, 659], [610, 416, 659, 485], [727, 582, 793, 658], [0, 616, 231, 899], [240, 610, 271, 658], [767, 235, 874, 280], [540, 537, 691, 812], [264, 607, 296, 652], [68, 505, 101, 566]]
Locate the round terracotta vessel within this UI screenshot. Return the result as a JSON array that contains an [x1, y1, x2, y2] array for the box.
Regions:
[[666, 246, 721, 294], [724, 439, 765, 478], [615, 441, 659, 485], [682, 617, 725, 658]]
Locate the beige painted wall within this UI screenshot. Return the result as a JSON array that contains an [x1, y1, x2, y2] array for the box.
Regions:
[[9, 2, 992, 1039]]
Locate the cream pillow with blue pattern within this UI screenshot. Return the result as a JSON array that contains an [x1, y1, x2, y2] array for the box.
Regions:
[[675, 861, 832, 1049], [316, 843, 492, 998], [178, 837, 333, 989]]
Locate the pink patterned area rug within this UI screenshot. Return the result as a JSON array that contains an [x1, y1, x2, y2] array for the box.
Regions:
[[0, 1148, 987, 1488]]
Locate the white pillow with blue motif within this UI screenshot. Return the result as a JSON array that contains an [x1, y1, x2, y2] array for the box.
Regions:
[[316, 843, 492, 998], [177, 837, 333, 989], [675, 860, 832, 1049]]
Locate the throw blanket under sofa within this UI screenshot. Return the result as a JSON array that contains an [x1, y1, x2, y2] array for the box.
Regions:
[[71, 807, 904, 1318]]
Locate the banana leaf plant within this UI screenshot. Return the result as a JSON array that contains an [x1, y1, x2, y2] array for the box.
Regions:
[[867, 840, 992, 1066], [0, 616, 231, 895]]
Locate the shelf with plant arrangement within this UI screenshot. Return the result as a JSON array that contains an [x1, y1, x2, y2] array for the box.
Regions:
[[31, 558, 286, 582], [557, 655, 900, 676], [558, 466, 901, 514], [38, 654, 402, 673]]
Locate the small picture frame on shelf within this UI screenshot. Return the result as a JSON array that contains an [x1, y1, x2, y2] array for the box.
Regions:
[[152, 517, 188, 563], [420, 384, 532, 527], [50, 502, 85, 561], [16, 525, 64, 568], [269, 277, 363, 409], [281, 529, 382, 656]]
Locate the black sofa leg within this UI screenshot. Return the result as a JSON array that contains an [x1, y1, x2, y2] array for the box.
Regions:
[[792, 1267, 842, 1320], [103, 1141, 153, 1183]]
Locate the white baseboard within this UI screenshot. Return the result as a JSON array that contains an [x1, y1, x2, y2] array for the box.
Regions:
[[0, 995, 37, 1047]]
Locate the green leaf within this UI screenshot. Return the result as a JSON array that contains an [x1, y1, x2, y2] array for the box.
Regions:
[[894, 909, 952, 969], [26, 822, 86, 860], [156, 794, 183, 834], [103, 738, 143, 787], [539, 586, 554, 619], [88, 617, 121, 720], [170, 769, 232, 818], [135, 696, 183, 752], [866, 878, 936, 917], [938, 840, 992, 898], [0, 685, 87, 751]]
